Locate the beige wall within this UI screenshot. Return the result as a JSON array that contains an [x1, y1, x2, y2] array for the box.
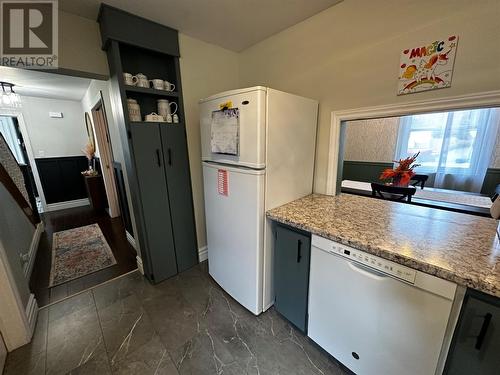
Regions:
[[59, 11, 109, 78], [179, 34, 240, 248], [239, 0, 500, 193], [344, 117, 400, 163]]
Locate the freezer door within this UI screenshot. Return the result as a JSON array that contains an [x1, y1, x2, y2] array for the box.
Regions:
[[200, 88, 266, 169], [203, 162, 265, 314]]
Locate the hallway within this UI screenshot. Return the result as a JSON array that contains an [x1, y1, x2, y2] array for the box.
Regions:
[[5, 263, 347, 375], [30, 205, 137, 307]]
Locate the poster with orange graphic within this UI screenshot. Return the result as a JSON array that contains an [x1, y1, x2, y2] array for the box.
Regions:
[[398, 36, 458, 95]]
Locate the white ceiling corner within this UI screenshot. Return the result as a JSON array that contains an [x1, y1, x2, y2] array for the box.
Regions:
[[59, 0, 343, 51]]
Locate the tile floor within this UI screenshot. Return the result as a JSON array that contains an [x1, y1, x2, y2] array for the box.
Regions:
[[4, 263, 349, 375]]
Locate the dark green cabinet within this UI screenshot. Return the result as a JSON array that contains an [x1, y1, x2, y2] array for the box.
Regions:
[[99, 4, 198, 283], [445, 290, 500, 374], [274, 224, 311, 333], [160, 125, 198, 272], [130, 124, 177, 281]]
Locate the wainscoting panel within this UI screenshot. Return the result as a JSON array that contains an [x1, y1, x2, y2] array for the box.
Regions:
[[35, 156, 88, 204], [342, 160, 394, 183]]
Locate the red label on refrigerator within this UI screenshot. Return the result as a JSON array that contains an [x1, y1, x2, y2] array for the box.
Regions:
[[217, 169, 228, 196]]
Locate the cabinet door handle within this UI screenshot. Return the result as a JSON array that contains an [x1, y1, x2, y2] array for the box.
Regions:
[[168, 148, 172, 166], [297, 240, 302, 263], [155, 149, 162, 167], [475, 313, 492, 350]]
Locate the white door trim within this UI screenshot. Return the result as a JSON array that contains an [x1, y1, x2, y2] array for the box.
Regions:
[[326, 90, 500, 195], [0, 240, 35, 351], [0, 109, 48, 211], [90, 92, 121, 218]]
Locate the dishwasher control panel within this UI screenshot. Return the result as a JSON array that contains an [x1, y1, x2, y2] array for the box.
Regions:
[[312, 235, 416, 284]]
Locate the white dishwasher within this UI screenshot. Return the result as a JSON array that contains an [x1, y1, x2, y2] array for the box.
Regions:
[[308, 235, 457, 375]]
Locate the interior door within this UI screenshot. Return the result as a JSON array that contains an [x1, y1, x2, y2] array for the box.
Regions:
[[199, 88, 266, 169], [203, 161, 265, 314], [160, 125, 198, 272], [130, 124, 177, 282]]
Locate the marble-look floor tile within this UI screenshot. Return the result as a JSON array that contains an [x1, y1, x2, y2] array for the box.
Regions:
[[111, 334, 179, 375], [2, 308, 48, 375], [46, 293, 105, 375], [6, 264, 349, 375], [96, 292, 158, 367]]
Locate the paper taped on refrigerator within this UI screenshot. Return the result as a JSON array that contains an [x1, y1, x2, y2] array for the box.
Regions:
[[211, 108, 239, 155]]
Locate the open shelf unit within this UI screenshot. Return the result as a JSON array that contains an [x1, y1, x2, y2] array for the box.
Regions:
[[124, 85, 179, 98], [99, 4, 198, 283]]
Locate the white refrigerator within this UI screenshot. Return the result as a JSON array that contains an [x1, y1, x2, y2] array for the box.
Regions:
[[200, 86, 318, 315]]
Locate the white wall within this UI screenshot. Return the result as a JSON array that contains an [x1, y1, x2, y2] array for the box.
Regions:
[[20, 96, 89, 158], [239, 0, 500, 193], [0, 184, 35, 351], [0, 184, 32, 308], [344, 117, 400, 163], [59, 11, 109, 78], [179, 34, 240, 249]]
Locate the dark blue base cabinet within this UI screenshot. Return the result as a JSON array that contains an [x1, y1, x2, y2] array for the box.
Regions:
[[444, 290, 500, 374], [273, 223, 311, 333]]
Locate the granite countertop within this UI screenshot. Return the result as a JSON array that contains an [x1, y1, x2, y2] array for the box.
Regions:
[[266, 194, 500, 298]]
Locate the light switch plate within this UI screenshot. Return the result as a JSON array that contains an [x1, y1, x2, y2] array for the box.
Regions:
[[49, 112, 63, 118]]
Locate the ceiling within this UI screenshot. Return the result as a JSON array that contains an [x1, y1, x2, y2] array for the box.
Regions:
[[0, 67, 91, 101], [59, 0, 343, 51]]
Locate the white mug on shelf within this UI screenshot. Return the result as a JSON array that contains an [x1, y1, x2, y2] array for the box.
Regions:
[[157, 99, 178, 121], [123, 73, 135, 86], [150, 79, 164, 90], [133, 73, 149, 88], [127, 98, 141, 122], [163, 81, 175, 92]]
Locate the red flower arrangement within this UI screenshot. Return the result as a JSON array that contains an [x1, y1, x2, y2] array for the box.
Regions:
[[380, 152, 420, 187]]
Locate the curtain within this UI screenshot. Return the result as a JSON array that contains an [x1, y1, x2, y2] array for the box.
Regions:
[[395, 108, 500, 193], [0, 116, 26, 164]]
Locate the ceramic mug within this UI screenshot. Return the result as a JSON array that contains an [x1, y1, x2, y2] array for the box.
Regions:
[[157, 99, 178, 119], [127, 98, 141, 121], [133, 73, 149, 88], [163, 81, 175, 92], [123, 72, 135, 86], [150, 79, 164, 90]]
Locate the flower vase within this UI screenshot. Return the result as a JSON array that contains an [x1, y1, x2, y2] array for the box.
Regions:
[[392, 176, 408, 187]]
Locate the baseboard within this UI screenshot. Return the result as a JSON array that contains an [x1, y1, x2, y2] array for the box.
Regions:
[[126, 231, 136, 250], [45, 198, 90, 212], [24, 222, 44, 279], [25, 294, 38, 339], [136, 256, 144, 275], [198, 245, 208, 262]]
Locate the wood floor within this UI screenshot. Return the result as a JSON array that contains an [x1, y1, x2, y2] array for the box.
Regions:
[[30, 205, 137, 307]]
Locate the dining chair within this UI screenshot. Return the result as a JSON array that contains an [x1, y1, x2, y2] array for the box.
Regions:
[[371, 182, 416, 203], [410, 174, 429, 189], [490, 184, 500, 202]]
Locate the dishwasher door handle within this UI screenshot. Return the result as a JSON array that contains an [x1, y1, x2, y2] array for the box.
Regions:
[[348, 261, 388, 281]]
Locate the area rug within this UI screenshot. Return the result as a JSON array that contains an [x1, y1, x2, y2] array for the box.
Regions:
[[49, 224, 117, 287]]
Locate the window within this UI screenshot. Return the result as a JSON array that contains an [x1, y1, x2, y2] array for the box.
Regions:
[[396, 108, 500, 192]]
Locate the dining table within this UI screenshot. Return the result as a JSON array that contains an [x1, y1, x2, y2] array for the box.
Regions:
[[341, 179, 493, 217]]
